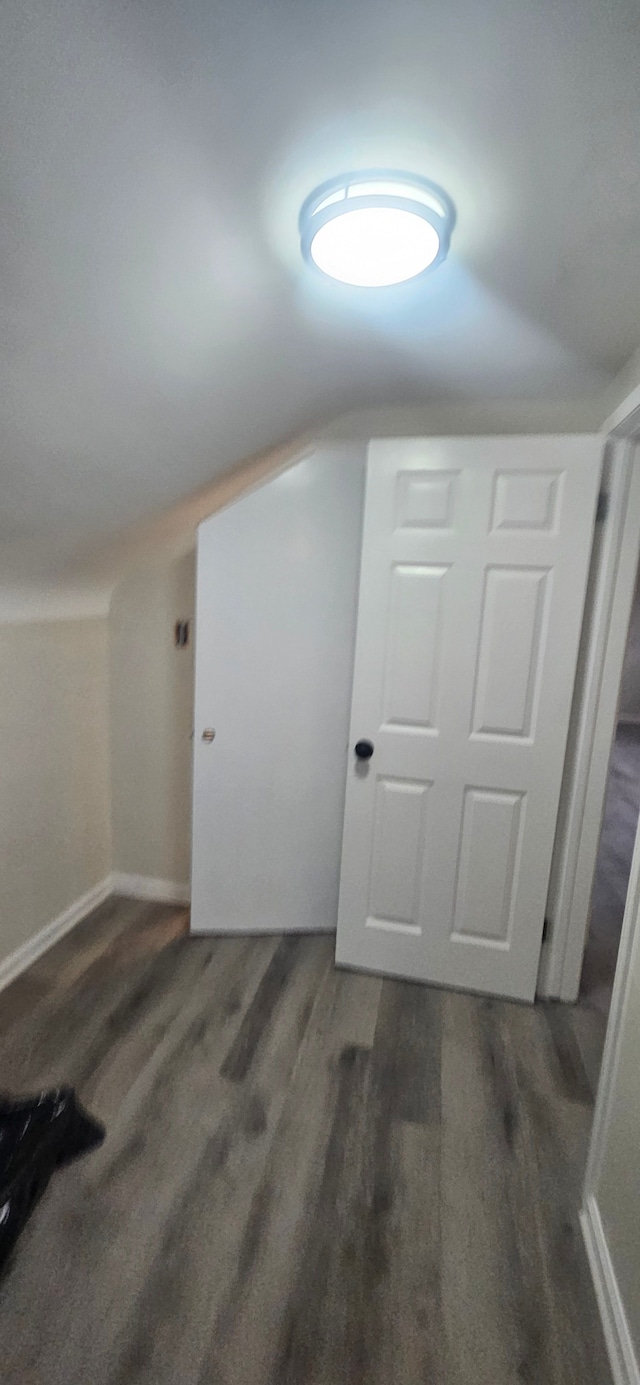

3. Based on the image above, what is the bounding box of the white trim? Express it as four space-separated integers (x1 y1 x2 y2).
603 385 640 440
0 875 112 994
581 1196 640 1385
110 872 190 905
0 871 191 997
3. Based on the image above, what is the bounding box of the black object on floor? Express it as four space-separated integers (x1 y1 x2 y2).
0 1088 105 1275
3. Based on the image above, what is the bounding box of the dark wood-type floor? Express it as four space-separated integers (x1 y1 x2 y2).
0 896 611 1384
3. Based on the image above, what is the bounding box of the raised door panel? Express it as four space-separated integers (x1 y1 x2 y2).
451 788 525 945
395 470 459 530
471 566 551 740
491 470 564 532
382 564 449 731
367 777 431 933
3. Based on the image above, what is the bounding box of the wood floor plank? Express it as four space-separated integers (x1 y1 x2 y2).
370 977 441 1125
0 912 208 1096
103 934 335 1385
478 998 582 1384
0 933 280 1385
215 976 443 1385
364 981 444 1385
220 935 306 1082
380 1119 445 1383
196 967 383 1385
543 1002 594 1106
566 1002 608 1101
440 990 555 1385
80 933 249 1127
0 895 143 1040
273 1041 375 1385
28 895 154 992
0 900 613 1385
497 1001 612 1385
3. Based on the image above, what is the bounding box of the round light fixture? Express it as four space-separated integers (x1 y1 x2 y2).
299 170 455 287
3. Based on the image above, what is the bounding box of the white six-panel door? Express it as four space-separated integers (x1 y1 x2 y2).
335 437 602 1001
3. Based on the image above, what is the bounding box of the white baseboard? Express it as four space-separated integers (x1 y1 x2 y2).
0 872 190 997
581 1195 640 1385
110 872 190 906
0 875 112 995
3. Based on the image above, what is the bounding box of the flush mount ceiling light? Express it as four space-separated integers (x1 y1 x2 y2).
299 170 456 288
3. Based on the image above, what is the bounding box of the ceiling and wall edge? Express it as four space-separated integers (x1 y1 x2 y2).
0 431 315 624
603 345 640 435
3 372 639 626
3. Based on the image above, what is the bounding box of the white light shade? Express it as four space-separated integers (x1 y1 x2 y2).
309 206 441 287
299 171 455 288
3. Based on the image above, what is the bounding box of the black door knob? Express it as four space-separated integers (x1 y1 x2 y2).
354 739 374 760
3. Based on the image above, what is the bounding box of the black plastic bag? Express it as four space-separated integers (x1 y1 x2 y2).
0 1088 105 1274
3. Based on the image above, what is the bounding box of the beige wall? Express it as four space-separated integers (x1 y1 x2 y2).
0 560 194 973
0 619 111 968
108 551 195 885
106 442 314 889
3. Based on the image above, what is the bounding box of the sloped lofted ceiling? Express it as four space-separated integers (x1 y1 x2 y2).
1 0 640 597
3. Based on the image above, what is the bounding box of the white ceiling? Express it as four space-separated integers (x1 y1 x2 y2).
1 0 640 585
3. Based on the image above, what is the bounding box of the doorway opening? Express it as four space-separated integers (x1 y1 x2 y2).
578 559 640 1079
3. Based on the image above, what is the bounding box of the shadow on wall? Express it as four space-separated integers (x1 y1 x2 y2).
618 568 640 725
0 619 111 968
109 550 196 888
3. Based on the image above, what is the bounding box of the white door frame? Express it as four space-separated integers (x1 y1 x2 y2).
539 394 640 1001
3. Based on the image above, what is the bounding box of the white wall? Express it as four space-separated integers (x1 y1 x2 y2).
105 415 611 894
0 396 634 970
603 345 640 433
106 442 367 903
0 620 111 970
191 445 366 932
321 398 605 439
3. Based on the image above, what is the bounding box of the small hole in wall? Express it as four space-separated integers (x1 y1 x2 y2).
174 620 190 648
